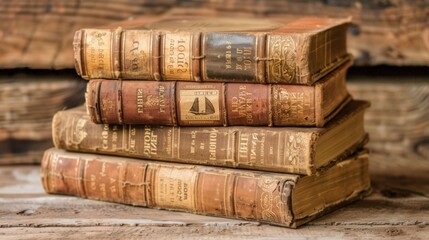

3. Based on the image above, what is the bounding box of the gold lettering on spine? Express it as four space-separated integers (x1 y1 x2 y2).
276 89 310 123
158 85 166 113
238 133 249 159
235 47 252 71
208 129 218 161
122 31 151 79
231 85 254 124
155 167 196 210
111 125 118 149
143 126 158 156
267 35 296 83
101 124 109 150
225 40 232 69
238 132 266 164
163 33 192 80
129 127 136 153
166 129 172 155
137 88 144 113
84 29 113 78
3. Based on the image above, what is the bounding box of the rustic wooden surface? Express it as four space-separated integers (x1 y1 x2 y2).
0 150 428 239
348 67 429 158
0 0 174 69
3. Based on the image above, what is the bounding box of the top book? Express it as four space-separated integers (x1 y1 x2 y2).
74 16 350 85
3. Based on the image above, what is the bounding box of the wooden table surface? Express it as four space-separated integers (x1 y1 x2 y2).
0 151 428 240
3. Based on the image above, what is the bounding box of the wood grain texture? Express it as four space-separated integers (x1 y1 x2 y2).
348 70 429 158
0 149 428 239
0 71 85 164
0 0 174 69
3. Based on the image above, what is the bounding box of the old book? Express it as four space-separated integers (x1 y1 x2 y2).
74 16 350 85
41 148 371 228
167 4 429 66
52 100 369 175
86 60 351 127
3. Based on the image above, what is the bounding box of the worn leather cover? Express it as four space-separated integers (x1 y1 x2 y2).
86 59 352 127
52 100 369 175
41 148 370 228
74 16 350 85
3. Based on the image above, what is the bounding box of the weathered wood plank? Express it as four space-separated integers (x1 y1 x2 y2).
0 71 85 141
0 71 85 164
0 0 174 69
348 70 429 158
1 225 428 240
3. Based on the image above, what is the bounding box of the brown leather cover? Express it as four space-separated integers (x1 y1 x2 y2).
74 16 350 85
41 148 370 228
86 59 352 126
52 100 369 175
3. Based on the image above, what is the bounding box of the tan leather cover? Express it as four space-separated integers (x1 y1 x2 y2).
85 59 352 127
41 148 370 228
74 17 350 85
52 100 369 175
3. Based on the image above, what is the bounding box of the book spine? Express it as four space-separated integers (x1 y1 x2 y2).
86 80 318 126
52 110 314 174
41 148 294 227
74 29 323 84
74 29 161 80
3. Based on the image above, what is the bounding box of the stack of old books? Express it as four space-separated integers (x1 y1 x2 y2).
41 16 371 228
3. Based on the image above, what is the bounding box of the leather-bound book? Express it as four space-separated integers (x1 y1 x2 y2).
74 16 350 85
86 59 352 127
52 100 369 175
41 148 371 228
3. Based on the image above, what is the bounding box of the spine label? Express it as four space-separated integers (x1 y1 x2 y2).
203 33 258 82
226 83 269 125
177 82 223 126
121 81 175 125
154 166 197 209
162 32 193 80
122 30 152 79
84 29 114 78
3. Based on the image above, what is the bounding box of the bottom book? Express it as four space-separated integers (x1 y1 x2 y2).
41 148 371 228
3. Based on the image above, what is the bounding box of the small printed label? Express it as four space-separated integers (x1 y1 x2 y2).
122 31 152 79
84 29 113 78
204 33 257 82
179 89 221 121
163 32 192 80
155 167 196 210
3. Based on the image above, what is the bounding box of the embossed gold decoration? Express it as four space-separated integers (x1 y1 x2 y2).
267 35 296 83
